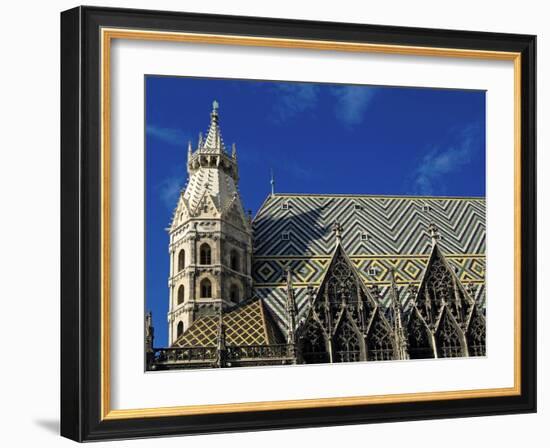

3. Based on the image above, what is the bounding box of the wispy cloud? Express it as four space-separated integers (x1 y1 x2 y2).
285 163 316 181
410 125 482 195
268 83 377 127
146 125 189 146
157 176 184 210
270 84 320 123
330 86 377 127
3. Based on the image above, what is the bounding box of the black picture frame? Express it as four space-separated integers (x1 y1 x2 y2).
61 5 536 442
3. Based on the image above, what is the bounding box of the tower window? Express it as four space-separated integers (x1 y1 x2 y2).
177 285 184 305
230 249 240 271
282 232 290 241
178 249 185 271
200 278 212 298
229 284 240 303
360 232 368 241
367 267 378 276
422 204 432 212
354 203 362 211
282 202 290 210
177 321 184 338
199 243 212 265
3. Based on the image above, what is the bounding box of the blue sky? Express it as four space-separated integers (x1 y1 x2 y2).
145 75 486 345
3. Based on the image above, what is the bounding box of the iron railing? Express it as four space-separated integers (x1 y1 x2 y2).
226 344 290 360
151 343 292 367
152 346 217 363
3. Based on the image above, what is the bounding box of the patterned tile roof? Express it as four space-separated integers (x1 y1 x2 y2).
251 193 486 327
173 299 283 347
176 102 239 217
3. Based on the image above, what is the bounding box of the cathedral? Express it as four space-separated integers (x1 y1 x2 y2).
146 101 486 370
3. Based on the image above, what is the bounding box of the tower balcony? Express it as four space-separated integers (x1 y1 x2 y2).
187 151 238 181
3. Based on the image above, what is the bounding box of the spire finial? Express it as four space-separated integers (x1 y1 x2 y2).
389 268 409 360
286 266 294 287
428 222 440 245
270 169 275 196
187 140 192 158
145 311 155 368
202 100 224 152
231 143 237 159
285 267 297 350
306 285 315 307
215 307 227 367
332 222 344 243
466 282 476 299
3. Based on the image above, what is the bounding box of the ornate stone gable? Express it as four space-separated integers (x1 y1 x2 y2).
414 238 474 329
222 196 250 231
406 236 486 359
296 238 396 363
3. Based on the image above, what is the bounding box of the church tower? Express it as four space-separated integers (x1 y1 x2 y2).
166 101 253 346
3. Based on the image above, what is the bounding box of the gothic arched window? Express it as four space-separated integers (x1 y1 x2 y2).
436 310 465 358
300 319 329 364
229 284 240 302
230 249 240 271
177 321 184 337
367 315 394 361
326 258 358 305
200 278 212 298
467 307 486 357
334 316 362 362
177 285 184 305
177 249 185 271
407 309 435 359
200 243 212 265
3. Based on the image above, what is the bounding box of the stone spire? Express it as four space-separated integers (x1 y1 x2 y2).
200 100 226 153
145 311 155 368
215 308 227 368
389 269 409 360
182 101 241 214
166 102 253 345
285 268 297 344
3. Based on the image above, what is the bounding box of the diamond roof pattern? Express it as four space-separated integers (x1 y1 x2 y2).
173 299 282 347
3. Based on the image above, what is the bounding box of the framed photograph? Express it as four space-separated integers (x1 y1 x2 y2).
60 6 536 441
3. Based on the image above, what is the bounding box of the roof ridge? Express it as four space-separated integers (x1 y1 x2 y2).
269 193 486 200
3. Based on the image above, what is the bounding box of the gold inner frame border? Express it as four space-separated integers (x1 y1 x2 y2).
99 27 522 420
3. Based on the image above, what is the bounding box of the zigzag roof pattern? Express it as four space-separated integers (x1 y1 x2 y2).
252 194 485 256
250 193 486 330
